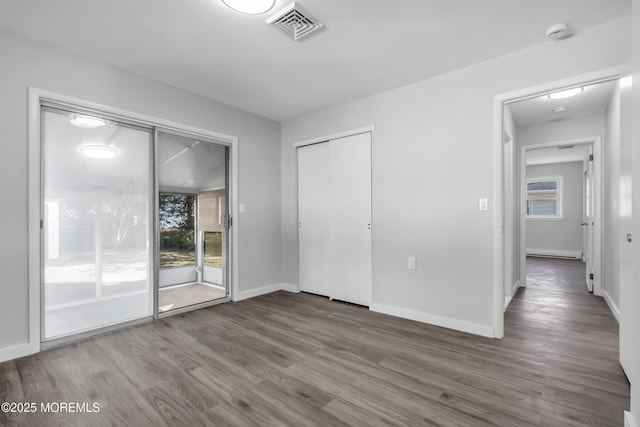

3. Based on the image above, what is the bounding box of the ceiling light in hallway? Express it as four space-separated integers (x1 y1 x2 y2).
222 0 275 15
548 87 583 99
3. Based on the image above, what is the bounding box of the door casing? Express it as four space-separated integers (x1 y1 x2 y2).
492 66 628 338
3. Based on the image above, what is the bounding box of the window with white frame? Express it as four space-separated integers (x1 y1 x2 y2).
526 175 563 218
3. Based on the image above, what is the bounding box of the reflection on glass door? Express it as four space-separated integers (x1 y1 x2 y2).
42 108 153 340
157 132 229 313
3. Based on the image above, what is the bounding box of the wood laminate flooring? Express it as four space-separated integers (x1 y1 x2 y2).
0 257 629 426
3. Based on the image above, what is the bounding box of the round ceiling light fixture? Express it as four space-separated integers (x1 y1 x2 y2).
80 144 117 159
221 0 275 14
70 115 107 128
548 87 583 100
546 23 572 40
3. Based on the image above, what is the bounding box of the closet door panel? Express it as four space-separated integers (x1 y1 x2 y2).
297 142 331 296
329 133 372 305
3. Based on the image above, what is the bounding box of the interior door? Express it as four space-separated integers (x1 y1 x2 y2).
329 133 372 306
297 133 372 306
298 142 331 296
584 146 594 292
618 74 636 384
503 135 514 301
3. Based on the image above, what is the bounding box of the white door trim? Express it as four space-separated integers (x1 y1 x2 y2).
293 125 375 148
492 65 629 339
27 87 239 360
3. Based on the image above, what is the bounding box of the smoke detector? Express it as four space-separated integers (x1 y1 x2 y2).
266 2 324 41
546 23 572 40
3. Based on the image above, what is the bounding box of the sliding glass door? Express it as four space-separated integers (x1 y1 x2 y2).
41 105 231 339
42 107 153 340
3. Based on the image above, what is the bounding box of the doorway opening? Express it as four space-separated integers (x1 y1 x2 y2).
518 138 600 298
156 131 230 315
496 73 625 338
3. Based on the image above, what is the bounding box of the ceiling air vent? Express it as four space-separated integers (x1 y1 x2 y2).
266 2 324 41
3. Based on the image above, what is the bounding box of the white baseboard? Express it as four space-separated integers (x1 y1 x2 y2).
0 342 37 364
603 290 620 323
626 411 637 427
526 248 582 259
504 280 521 312
233 283 298 302
504 294 513 312
280 283 299 293
370 303 494 338
513 279 521 293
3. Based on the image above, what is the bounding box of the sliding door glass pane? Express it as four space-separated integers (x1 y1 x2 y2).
43 108 152 339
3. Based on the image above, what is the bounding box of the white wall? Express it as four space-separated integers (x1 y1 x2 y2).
525 162 584 256
280 18 631 336
0 29 281 355
517 113 605 147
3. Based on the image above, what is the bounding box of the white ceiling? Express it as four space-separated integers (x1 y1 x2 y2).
0 0 631 121
509 80 618 126
526 145 589 166
511 78 619 166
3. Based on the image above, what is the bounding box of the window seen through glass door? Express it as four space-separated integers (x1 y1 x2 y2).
159 194 196 269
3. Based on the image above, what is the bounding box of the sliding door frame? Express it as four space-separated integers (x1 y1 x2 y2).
155 129 232 319
28 88 239 355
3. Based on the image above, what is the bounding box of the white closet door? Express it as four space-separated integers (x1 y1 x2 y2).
298 142 331 296
329 133 372 306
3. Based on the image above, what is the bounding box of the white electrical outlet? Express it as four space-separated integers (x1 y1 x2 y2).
479 198 488 211
408 256 416 270
239 203 246 213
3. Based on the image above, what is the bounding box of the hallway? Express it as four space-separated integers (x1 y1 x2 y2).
505 257 629 424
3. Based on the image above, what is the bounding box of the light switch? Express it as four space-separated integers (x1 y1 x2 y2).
239 203 246 213
479 199 488 211
408 256 416 270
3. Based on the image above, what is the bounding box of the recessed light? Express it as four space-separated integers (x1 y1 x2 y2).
80 145 117 159
70 115 107 128
222 0 275 15
552 106 568 113
548 87 583 99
